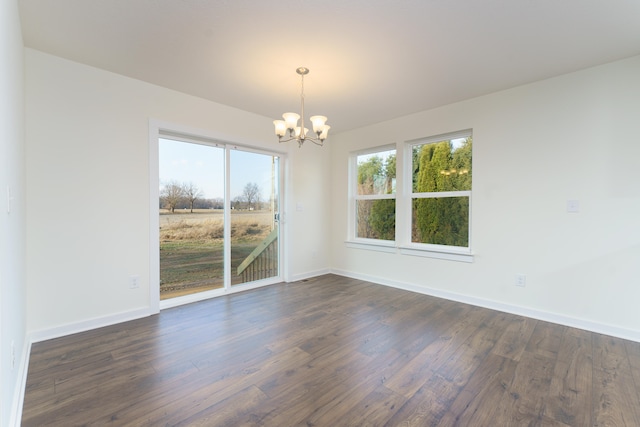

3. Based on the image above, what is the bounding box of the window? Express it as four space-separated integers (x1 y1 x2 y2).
352 147 396 242
409 130 472 251
348 130 472 260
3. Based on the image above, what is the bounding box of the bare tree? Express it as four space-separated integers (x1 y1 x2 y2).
160 180 184 213
232 196 244 210
242 182 260 211
182 182 203 213
211 197 224 209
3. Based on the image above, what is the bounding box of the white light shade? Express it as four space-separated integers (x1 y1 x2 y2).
283 112 300 130
273 120 287 137
319 125 330 140
294 127 309 138
310 115 327 134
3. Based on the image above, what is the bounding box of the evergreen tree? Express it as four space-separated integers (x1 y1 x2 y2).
369 199 395 240
414 138 472 246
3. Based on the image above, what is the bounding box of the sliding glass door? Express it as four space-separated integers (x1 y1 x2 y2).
158 136 281 302
230 150 280 286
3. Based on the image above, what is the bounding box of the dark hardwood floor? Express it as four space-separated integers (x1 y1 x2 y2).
22 274 640 426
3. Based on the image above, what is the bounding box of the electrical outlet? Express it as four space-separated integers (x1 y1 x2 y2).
129 275 140 289
515 274 526 287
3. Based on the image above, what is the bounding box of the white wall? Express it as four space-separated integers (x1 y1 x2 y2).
0 1 26 425
330 56 640 341
286 143 332 279
23 35 639 361
25 49 331 337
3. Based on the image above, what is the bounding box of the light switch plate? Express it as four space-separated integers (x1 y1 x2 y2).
567 199 579 213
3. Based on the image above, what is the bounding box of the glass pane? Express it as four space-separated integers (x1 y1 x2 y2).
412 137 472 192
356 199 395 240
159 138 225 300
357 149 396 195
412 197 469 247
230 150 279 286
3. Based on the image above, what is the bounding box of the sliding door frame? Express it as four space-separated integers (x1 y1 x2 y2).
149 119 288 313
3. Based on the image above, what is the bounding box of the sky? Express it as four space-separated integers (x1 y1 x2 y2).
159 138 278 201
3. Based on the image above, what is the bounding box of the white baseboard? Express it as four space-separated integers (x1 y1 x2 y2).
330 268 640 343
288 268 331 283
29 307 152 344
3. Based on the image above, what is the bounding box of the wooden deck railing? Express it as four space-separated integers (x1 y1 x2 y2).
236 228 278 282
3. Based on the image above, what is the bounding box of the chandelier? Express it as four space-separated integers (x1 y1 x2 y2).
273 67 330 147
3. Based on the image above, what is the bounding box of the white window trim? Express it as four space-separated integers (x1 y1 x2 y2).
346 130 474 263
345 239 397 253
348 144 397 242
405 129 472 257
412 190 471 199
357 194 396 200
398 240 473 262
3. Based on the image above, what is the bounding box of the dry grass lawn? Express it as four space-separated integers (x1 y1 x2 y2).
159 209 275 299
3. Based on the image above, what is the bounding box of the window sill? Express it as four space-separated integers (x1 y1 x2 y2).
345 240 397 253
345 240 474 263
399 246 474 263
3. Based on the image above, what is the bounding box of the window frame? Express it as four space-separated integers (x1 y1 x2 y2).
347 144 397 247
149 119 288 313
346 130 473 263
400 129 473 259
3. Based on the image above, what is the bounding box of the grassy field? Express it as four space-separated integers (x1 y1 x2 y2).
159 209 274 299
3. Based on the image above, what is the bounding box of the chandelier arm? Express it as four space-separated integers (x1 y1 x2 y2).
309 138 324 147
277 135 298 143
277 134 324 147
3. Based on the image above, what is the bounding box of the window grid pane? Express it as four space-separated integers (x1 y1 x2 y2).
411 196 469 247
356 199 396 241
357 150 396 196
409 134 472 249
412 138 472 193
354 148 397 242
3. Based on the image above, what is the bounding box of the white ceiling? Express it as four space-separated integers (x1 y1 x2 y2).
18 0 640 134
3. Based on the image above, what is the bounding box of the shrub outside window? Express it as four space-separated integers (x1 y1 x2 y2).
410 131 472 249
354 148 396 241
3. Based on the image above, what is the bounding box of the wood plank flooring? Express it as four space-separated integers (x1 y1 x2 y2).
22 274 640 426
